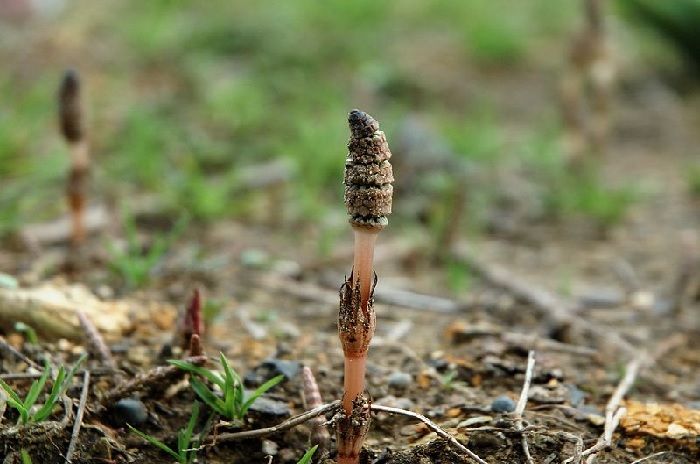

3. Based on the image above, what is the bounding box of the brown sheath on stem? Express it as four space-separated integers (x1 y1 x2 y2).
335 392 371 464
338 274 376 414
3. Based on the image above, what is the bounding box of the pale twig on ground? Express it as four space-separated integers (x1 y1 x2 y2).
65 370 90 463
98 355 206 409
371 404 487 464
0 368 112 381
629 451 676 464
579 356 642 463
514 351 536 464
0 335 40 369
77 311 116 370
560 431 584 464
211 401 340 444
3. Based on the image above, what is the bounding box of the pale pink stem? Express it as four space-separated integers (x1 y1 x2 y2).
69 139 89 170
68 140 89 244
342 355 367 415
352 229 378 309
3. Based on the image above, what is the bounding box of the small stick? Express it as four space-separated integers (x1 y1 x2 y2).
212 401 341 444
77 311 116 370
65 370 90 463
98 356 206 408
579 356 642 462
560 431 584 464
371 404 487 464
629 451 674 464
0 335 40 369
514 351 536 464
0 368 113 381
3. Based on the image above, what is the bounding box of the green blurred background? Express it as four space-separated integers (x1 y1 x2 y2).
0 0 698 240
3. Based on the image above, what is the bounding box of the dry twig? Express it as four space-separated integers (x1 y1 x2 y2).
514 351 536 464
566 356 642 463
371 404 487 464
212 401 341 444
0 335 39 369
629 451 675 464
65 370 90 463
77 311 116 370
559 431 584 464
98 356 206 409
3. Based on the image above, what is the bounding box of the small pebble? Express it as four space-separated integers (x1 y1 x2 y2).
387 371 412 388
247 396 290 417
262 439 278 456
566 384 586 407
111 398 148 427
266 359 300 379
490 395 516 413
374 395 414 410
244 359 300 387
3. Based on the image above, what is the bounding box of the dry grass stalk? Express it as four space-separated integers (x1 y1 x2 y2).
514 351 536 464
337 109 393 463
560 0 615 165
76 310 116 370
58 69 90 245
98 355 206 408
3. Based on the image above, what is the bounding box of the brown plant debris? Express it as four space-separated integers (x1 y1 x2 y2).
338 274 376 359
335 392 372 464
620 401 700 442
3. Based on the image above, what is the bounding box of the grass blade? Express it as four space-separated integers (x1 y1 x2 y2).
296 445 318 464
20 449 32 464
0 379 29 423
219 354 238 417
128 424 181 461
241 375 284 415
177 402 200 461
30 353 83 423
22 361 50 411
31 366 66 422
190 377 225 415
0 378 25 408
168 360 224 388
